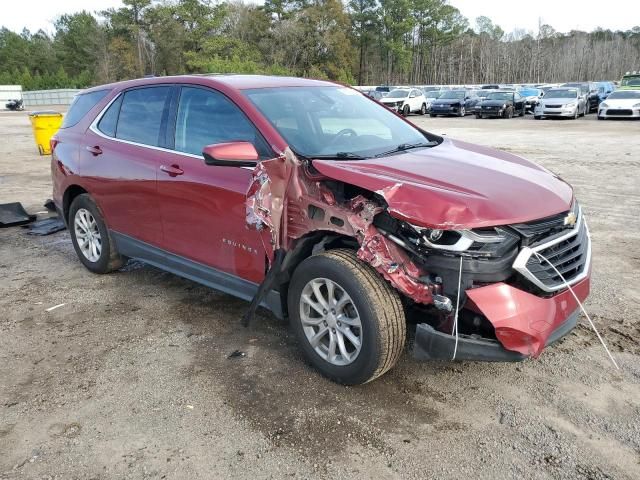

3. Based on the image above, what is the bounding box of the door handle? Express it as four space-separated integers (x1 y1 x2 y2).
86 145 102 156
160 164 184 177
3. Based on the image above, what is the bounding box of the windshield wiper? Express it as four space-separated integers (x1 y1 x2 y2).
374 141 438 158
312 152 367 160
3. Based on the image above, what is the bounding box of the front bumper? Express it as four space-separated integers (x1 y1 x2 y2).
478 107 504 117
413 272 590 362
430 105 460 115
598 107 640 119
535 106 578 117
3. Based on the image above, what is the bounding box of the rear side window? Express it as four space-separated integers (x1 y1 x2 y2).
97 95 123 137
174 86 270 158
116 87 171 147
61 89 109 128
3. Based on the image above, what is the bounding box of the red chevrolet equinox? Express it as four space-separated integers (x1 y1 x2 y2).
51 75 591 384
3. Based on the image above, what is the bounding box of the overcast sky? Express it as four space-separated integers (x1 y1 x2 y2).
2 0 639 35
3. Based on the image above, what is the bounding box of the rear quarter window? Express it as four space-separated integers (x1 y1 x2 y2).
61 89 110 128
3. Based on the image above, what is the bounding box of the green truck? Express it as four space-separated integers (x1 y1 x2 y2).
620 71 640 90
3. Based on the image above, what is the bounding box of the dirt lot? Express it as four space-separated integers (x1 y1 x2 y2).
1 109 639 480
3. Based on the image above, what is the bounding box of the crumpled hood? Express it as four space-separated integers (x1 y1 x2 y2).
312 138 573 229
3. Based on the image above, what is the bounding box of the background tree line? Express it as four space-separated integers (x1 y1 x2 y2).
1 0 639 90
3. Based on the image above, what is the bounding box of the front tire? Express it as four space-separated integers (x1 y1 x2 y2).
288 249 406 385
458 106 466 117
402 104 410 116
420 103 427 115
68 194 124 274
429 113 436 118
505 107 514 119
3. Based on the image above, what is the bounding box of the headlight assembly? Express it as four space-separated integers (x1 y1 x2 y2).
409 225 508 252
600 102 609 108
633 103 640 108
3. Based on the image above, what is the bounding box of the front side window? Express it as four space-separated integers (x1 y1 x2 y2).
244 86 432 158
174 86 270 158
61 89 109 128
116 86 171 147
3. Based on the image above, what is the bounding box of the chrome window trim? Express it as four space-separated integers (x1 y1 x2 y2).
512 206 591 293
88 90 255 169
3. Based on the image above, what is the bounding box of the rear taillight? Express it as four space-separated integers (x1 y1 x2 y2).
50 137 59 153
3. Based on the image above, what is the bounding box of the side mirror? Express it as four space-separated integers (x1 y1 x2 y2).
202 141 258 167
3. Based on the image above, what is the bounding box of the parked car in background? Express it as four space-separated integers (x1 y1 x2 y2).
380 88 427 115
597 90 640 119
50 74 592 385
422 90 441 111
595 81 615 102
476 90 526 118
518 87 544 113
363 90 385 101
534 87 586 119
429 90 478 117
561 82 599 112
620 71 640 90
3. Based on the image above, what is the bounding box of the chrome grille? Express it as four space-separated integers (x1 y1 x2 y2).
513 205 591 293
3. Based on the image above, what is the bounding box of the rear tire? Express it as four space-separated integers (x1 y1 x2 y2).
68 194 124 274
288 249 406 385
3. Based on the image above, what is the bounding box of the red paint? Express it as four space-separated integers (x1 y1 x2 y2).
313 137 573 229
466 271 591 357
203 141 259 162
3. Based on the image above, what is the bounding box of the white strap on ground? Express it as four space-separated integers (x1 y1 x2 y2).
533 251 619 370
451 256 463 361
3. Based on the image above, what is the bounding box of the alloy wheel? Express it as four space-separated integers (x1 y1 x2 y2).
299 278 362 366
74 208 102 262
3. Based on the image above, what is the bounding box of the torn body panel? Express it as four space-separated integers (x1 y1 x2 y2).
245 151 434 310
465 272 590 357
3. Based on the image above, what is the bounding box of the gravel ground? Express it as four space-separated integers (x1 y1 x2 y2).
1 109 639 480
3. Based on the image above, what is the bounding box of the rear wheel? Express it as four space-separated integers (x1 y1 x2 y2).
288 249 406 385
69 194 123 274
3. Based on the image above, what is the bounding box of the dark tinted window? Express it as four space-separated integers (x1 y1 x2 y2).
61 89 109 128
97 95 123 137
116 87 171 146
174 86 270 158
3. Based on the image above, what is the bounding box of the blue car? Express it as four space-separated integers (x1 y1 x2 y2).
596 81 615 103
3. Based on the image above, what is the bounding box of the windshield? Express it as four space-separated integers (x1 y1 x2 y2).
608 90 640 99
621 76 640 87
439 90 465 99
546 89 578 99
519 88 540 96
486 92 513 101
243 86 430 158
386 89 409 98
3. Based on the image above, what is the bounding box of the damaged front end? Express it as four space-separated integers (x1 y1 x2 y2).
244 149 591 363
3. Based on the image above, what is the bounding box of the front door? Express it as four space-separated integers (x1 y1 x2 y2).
157 85 273 284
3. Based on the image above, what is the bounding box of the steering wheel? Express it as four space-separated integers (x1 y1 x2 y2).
327 128 358 146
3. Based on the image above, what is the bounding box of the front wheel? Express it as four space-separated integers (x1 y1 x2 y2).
402 104 410 116
288 249 406 385
429 113 436 118
534 115 542 120
69 194 124 274
458 106 466 117
420 103 427 115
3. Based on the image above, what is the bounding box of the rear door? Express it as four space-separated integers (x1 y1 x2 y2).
83 85 173 245
156 85 272 283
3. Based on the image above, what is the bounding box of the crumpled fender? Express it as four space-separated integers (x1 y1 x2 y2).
245 152 433 304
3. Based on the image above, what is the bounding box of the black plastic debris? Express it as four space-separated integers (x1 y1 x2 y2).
44 199 56 212
25 217 66 236
0 202 36 228
228 350 246 359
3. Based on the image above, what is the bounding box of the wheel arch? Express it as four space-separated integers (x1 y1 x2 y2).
278 231 359 319
63 184 89 224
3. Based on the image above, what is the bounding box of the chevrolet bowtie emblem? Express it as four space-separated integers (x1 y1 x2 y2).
564 212 577 227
